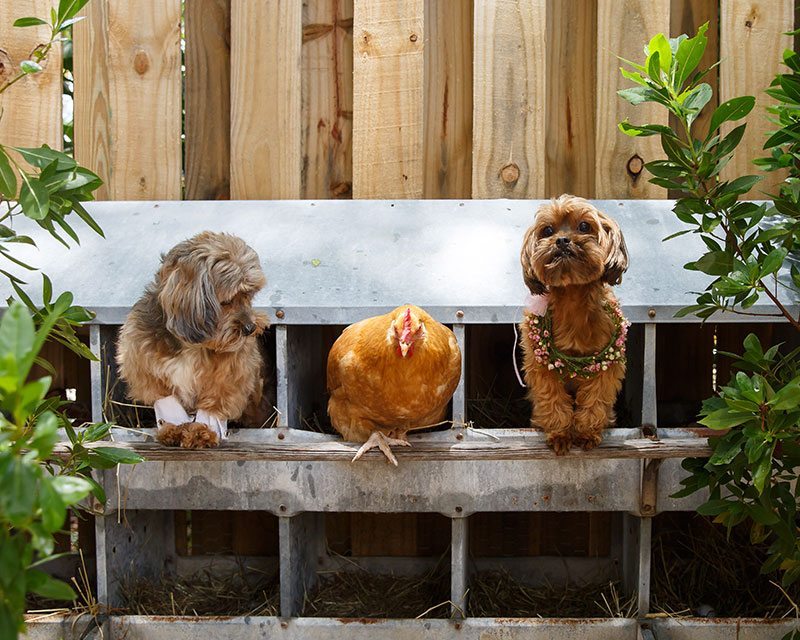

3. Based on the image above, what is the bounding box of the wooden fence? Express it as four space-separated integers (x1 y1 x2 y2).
0 0 797 567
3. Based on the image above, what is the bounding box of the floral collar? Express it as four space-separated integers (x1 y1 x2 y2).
523 295 630 380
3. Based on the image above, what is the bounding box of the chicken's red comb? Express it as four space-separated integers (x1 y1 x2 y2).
400 307 414 342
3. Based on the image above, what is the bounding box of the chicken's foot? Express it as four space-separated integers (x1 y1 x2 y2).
351 430 411 466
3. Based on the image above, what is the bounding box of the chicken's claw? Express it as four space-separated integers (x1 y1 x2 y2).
351 431 411 466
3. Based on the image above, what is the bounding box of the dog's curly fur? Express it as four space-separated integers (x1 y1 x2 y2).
519 195 629 455
117 231 274 448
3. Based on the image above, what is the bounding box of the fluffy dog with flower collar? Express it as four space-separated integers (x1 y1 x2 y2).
519 195 630 454
117 232 273 448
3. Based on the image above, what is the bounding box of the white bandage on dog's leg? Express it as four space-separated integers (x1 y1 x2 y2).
154 396 192 426
195 410 228 440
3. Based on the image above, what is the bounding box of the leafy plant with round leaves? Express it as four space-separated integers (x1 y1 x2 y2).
618 24 800 606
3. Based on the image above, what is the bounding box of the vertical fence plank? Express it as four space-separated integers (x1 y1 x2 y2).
545 0 597 197
670 0 720 139
595 0 669 198
301 0 353 199
424 0 473 198
720 0 793 196
231 0 301 199
0 0 62 150
73 0 110 199
472 0 545 198
352 0 424 198
185 0 231 200
74 0 182 199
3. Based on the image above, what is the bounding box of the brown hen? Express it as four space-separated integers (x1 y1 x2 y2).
327 305 462 465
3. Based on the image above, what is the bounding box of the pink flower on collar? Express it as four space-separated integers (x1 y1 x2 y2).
525 293 549 316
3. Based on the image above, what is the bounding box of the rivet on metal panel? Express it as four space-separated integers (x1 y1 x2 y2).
279 504 287 513
648 308 656 318
455 506 462 514
456 309 464 318
455 432 463 440
276 309 285 319
278 432 285 440
280 621 288 629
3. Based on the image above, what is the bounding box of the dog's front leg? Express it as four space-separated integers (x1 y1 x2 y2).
154 396 193 447
195 410 228 441
572 366 624 450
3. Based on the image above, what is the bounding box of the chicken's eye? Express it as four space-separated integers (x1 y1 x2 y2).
578 221 591 233
541 226 554 238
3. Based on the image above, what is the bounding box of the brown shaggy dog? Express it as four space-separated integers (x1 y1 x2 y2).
519 195 629 455
117 232 274 448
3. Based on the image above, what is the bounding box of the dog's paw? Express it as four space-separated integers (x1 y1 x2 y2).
179 422 220 449
572 432 602 451
546 433 572 456
156 422 184 447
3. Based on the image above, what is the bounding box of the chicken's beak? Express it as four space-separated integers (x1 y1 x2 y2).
399 341 411 357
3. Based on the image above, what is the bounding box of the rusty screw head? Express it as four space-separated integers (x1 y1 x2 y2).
276 309 285 319
455 506 463 514
280 621 288 629
277 432 285 440
456 432 463 441
456 309 464 319
648 307 656 319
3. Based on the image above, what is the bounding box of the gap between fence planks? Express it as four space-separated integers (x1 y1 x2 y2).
53 437 712 462
0 0 62 152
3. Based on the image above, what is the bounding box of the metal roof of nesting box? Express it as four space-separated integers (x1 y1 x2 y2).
1 199 796 325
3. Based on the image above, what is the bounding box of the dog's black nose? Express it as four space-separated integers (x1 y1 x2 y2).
556 236 571 247
242 322 256 336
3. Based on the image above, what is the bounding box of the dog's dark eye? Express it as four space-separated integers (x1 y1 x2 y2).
541 226 554 238
578 221 591 233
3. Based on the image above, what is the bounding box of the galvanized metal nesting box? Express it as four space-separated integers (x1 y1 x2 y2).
9 199 798 639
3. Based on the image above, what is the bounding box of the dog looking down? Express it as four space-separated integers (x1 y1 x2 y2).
117 231 273 448
519 195 630 455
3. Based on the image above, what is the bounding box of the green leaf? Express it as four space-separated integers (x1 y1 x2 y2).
58 0 91 21
0 148 17 198
769 380 800 411
709 437 742 465
0 302 35 373
38 478 67 532
90 446 144 466
699 408 753 430
715 124 747 159
20 60 42 74
647 33 672 73
760 247 788 277
674 22 708 89
708 96 756 134
694 250 733 276
14 146 77 171
752 454 773 494
618 120 675 138
30 412 59 458
19 178 50 220
779 73 800 103
71 201 104 237
51 475 93 505
683 83 712 124
26 570 76 602
724 174 762 196
13 17 48 27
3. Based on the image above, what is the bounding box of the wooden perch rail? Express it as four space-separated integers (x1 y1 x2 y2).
51 437 712 462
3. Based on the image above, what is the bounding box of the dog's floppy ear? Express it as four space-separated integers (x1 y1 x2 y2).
158 253 219 343
598 210 629 285
520 225 547 295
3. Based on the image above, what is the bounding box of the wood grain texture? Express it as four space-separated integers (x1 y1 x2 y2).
545 0 596 198
230 0 301 199
185 0 231 200
352 0 424 198
670 0 720 140
53 437 713 462
301 0 353 199
74 0 182 199
595 0 669 198
424 0 473 198
73 0 110 199
472 0 545 198
720 0 794 196
0 0 62 151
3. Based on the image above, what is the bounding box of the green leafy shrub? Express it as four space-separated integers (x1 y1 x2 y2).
617 23 800 605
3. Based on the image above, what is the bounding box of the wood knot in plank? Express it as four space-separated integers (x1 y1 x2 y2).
133 49 150 75
409 33 418 42
330 181 351 198
626 154 644 178
500 163 520 186
0 49 12 82
303 23 334 44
